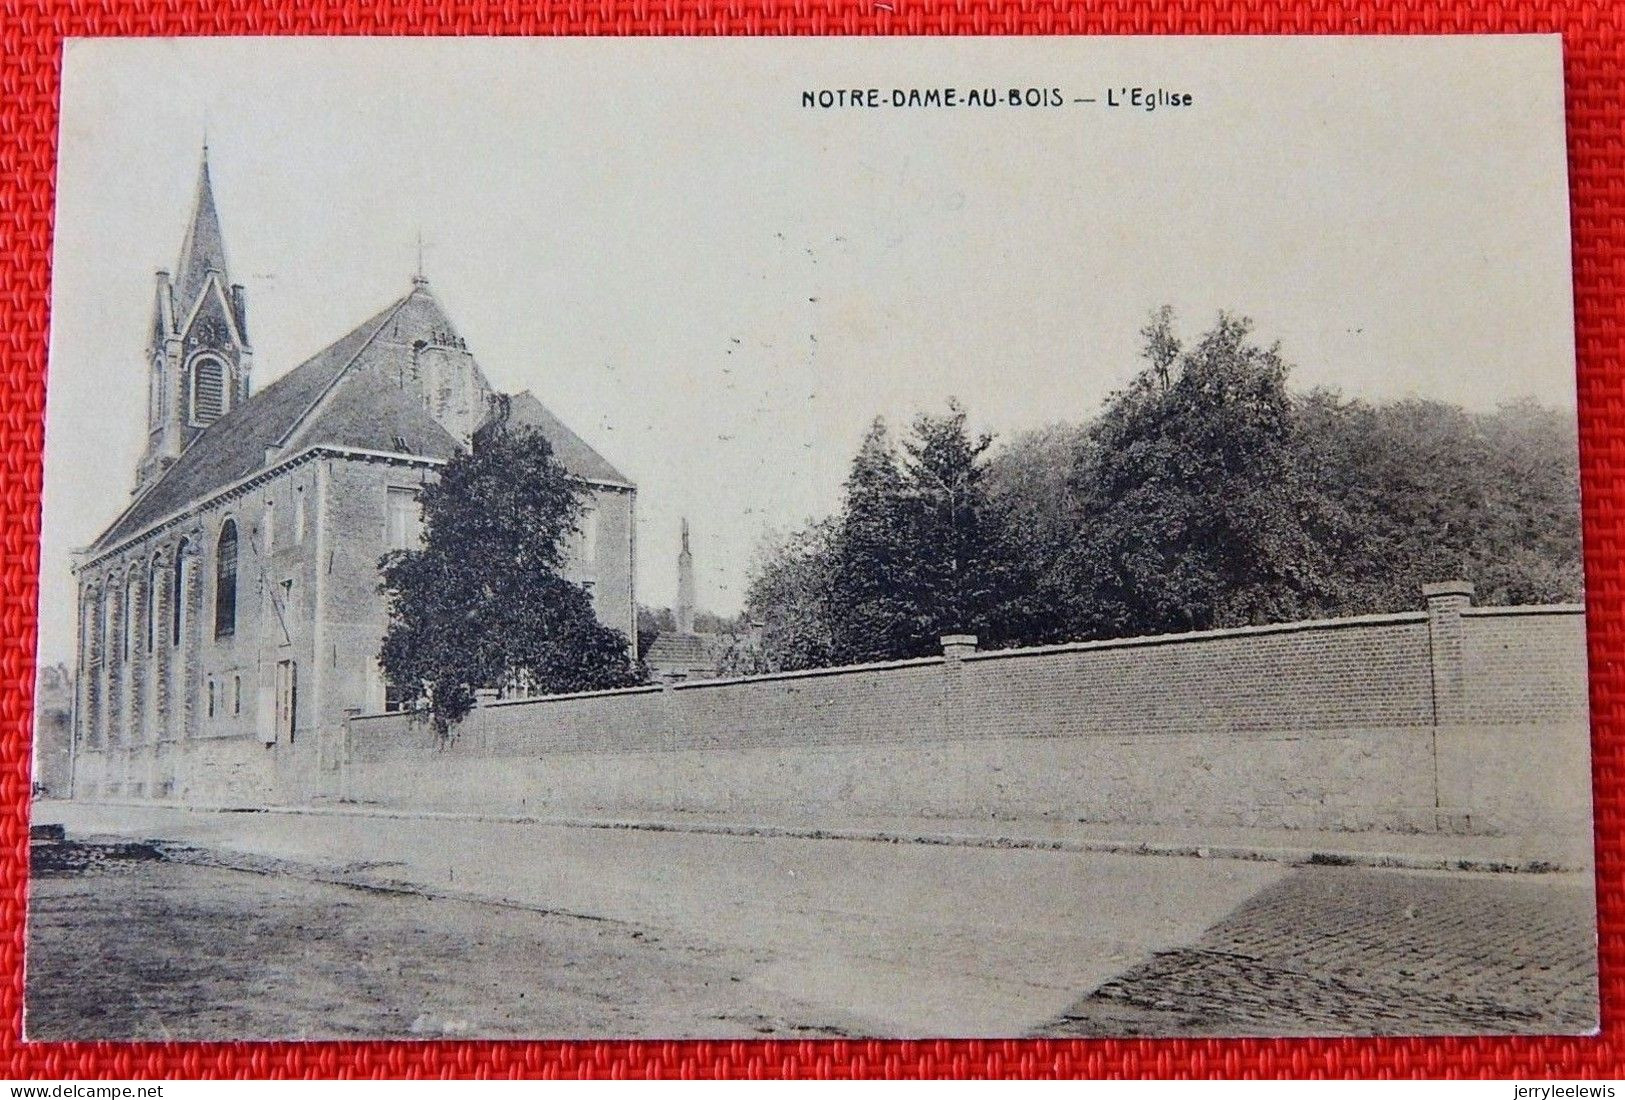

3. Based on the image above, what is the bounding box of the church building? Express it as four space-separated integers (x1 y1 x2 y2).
68 150 636 804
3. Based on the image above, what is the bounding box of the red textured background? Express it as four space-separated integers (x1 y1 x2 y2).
0 2 1620 1081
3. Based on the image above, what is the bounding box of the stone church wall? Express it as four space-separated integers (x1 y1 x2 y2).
341 589 1591 845
68 448 641 807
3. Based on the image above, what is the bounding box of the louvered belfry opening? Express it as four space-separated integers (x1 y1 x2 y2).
191 356 227 425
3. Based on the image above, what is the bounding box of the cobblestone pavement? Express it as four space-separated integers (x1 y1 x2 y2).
1040 865 1598 1037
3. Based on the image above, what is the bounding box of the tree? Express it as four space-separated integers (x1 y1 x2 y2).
1141 304 1181 393
741 404 1042 669
828 418 919 663
378 424 641 733
1062 310 1338 636
1472 398 1583 602
1293 391 1582 610
636 604 675 661
896 400 1038 649
735 308 1585 669
638 604 743 641
984 421 1094 644
728 519 840 674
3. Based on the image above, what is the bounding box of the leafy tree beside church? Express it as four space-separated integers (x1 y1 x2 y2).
378 423 641 732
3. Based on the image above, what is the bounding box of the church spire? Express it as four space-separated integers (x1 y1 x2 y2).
134 146 252 496
173 145 230 309
676 518 696 635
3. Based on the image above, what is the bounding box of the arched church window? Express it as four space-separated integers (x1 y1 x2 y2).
172 539 189 647
190 355 228 426
101 587 115 665
214 520 238 639
146 555 160 654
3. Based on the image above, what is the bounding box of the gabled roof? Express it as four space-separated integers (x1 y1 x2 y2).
173 152 230 310
90 281 636 559
278 281 484 459
644 631 723 671
499 391 633 488
91 296 411 555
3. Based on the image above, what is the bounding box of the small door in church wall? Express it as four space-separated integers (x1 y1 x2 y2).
274 659 298 745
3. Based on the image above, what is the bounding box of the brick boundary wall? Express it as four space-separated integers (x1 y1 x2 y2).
337 584 1591 842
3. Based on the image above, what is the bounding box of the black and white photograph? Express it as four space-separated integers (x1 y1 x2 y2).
27 35 1596 1040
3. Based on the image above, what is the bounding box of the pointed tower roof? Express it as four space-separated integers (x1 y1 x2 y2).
675 517 696 635
173 147 230 309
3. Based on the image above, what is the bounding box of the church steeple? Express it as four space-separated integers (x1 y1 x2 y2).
134 145 253 496
676 518 696 635
173 147 230 309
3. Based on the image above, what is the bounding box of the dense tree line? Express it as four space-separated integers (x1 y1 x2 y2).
725 309 1583 674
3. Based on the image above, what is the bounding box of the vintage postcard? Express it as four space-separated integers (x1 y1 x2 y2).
28 35 1593 1039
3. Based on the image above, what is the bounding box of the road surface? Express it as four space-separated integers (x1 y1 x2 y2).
25 803 1597 1039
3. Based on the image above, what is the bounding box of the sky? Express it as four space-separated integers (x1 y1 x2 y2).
40 35 1576 667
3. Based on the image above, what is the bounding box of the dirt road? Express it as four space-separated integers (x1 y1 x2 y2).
27 841 860 1040
24 803 1598 1039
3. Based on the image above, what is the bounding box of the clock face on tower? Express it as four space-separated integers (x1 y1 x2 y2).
187 316 230 348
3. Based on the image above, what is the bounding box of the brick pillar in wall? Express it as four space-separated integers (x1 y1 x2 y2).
1424 580 1474 726
1424 580 1474 831
941 634 978 814
940 633 977 730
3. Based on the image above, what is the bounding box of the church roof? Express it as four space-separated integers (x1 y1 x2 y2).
90 280 632 558
499 391 633 488
643 631 723 672
173 152 230 310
